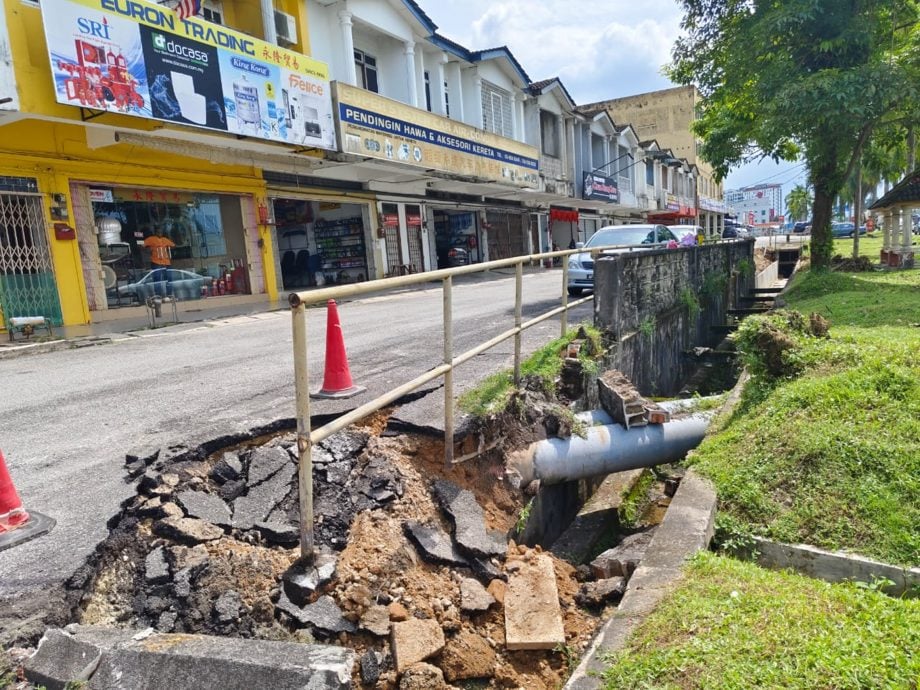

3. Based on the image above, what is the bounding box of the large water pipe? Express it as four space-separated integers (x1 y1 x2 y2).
511 410 715 487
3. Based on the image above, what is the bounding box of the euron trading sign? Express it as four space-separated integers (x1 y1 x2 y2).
39 0 336 150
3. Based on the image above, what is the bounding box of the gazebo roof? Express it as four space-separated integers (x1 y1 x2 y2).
870 167 920 210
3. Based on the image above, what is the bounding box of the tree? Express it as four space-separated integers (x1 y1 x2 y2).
786 184 813 222
669 0 920 269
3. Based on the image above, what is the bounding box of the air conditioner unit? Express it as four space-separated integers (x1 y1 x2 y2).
274 10 298 46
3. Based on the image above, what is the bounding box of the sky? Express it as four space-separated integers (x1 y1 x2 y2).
427 0 807 205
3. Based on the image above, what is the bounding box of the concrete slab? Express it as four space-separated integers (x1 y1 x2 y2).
390 618 445 672
504 554 565 651
432 480 505 559
176 491 232 529
403 520 468 567
590 530 655 579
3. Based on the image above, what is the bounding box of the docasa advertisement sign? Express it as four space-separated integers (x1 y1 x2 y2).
39 0 337 150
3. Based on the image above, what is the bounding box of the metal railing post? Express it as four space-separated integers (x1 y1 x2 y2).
513 261 523 386
443 275 454 466
561 259 569 337
291 302 314 563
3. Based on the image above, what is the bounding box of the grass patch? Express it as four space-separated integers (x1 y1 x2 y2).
457 323 603 417
617 469 655 529
602 552 920 689
688 268 920 566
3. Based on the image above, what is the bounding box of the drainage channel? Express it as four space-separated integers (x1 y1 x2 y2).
14 356 739 689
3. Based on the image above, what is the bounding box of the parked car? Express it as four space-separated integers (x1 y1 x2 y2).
831 222 866 238
566 224 679 296
444 246 470 267
668 225 705 245
118 268 213 302
793 221 811 234
722 226 738 239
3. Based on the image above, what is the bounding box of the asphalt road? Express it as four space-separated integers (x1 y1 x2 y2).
0 269 590 636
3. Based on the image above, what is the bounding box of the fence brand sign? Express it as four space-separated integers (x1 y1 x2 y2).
40 0 336 150
334 82 540 189
582 172 619 203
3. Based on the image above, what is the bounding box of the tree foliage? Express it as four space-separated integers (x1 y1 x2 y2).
785 184 812 222
669 0 920 269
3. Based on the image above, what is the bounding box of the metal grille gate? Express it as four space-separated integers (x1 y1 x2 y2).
0 185 63 328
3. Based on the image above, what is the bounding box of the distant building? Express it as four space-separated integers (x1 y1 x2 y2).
725 184 784 225
579 85 727 235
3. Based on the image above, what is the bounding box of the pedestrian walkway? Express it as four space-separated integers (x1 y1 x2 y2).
0 265 558 359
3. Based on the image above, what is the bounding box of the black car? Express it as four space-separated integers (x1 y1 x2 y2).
793 221 811 233
722 226 738 239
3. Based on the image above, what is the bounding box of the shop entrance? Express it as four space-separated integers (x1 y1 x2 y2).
87 187 252 309
272 198 370 290
432 209 480 268
0 180 63 327
380 202 426 275
485 211 526 260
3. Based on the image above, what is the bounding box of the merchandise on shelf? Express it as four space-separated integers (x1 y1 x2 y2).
314 217 368 280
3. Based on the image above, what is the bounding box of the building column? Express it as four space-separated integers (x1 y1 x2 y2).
901 205 913 250
516 96 526 144
510 92 520 141
434 53 448 116
260 0 277 45
338 10 357 86
472 73 483 128
883 209 893 252
404 40 418 107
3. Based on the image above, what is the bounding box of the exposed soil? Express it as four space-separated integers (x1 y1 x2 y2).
72 406 609 689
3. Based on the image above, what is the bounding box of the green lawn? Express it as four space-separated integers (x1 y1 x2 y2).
689 267 920 566
602 552 920 690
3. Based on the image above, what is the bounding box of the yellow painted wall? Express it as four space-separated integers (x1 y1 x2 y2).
0 119 277 325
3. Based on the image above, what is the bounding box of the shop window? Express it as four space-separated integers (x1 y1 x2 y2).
424 71 432 112
355 49 379 94
646 160 655 186
202 1 223 25
540 110 559 158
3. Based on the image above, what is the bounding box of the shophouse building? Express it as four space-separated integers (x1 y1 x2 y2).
580 85 728 237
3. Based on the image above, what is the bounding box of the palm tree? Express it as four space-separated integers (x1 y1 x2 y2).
786 185 812 222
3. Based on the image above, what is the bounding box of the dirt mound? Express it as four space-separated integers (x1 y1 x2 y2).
74 417 606 688
831 254 875 272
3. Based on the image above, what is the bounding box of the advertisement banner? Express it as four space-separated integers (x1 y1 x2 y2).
582 172 619 203
39 0 336 150
335 83 540 189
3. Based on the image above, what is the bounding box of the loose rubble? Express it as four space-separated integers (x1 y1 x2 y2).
60 388 668 688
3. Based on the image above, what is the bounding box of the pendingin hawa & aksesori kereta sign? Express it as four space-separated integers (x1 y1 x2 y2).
39 0 337 150
582 172 619 203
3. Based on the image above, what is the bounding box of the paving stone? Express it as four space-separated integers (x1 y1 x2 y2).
590 530 655 579
575 577 626 608
276 593 356 636
504 554 565 650
432 480 505 559
440 629 497 682
281 555 338 607
153 517 223 544
144 546 170 586
213 591 242 623
390 618 445 672
246 446 291 487
319 429 369 460
23 628 104 688
359 605 391 637
176 491 232 529
210 453 242 484
360 650 380 685
403 521 468 567
460 577 495 613
232 462 296 530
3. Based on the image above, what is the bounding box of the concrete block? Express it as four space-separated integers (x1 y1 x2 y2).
590 530 655 579
504 554 565 650
24 628 104 690
390 618 445 672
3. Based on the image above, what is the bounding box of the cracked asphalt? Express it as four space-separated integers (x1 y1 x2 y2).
0 269 591 640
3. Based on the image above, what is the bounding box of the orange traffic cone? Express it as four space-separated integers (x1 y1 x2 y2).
312 299 366 399
0 449 29 534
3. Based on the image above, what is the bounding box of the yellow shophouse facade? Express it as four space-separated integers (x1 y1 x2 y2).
0 0 366 329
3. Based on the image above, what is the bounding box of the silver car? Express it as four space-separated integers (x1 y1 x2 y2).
566 224 678 296
118 269 214 302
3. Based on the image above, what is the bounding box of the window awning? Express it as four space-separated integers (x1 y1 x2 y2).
550 208 579 223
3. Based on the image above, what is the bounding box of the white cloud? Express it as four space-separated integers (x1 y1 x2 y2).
431 0 682 104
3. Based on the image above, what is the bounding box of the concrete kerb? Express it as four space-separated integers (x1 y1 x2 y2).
563 470 717 689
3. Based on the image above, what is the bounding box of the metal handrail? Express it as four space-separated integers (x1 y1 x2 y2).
287 241 704 560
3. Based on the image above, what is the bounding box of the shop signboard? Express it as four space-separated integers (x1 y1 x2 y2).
88 187 114 202
334 82 539 189
40 0 336 150
582 172 619 203
666 194 680 211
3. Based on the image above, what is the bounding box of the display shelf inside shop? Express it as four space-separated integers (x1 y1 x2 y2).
314 217 368 280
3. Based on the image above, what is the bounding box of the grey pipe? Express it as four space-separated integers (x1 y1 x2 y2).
574 396 723 427
513 412 713 486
